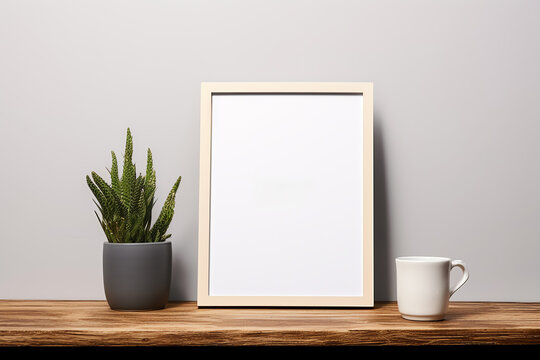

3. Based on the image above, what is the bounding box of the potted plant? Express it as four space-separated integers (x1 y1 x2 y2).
86 128 181 310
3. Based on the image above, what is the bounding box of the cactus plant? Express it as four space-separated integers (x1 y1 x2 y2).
87 128 181 243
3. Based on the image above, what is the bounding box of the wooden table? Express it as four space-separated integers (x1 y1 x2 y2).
0 301 538 346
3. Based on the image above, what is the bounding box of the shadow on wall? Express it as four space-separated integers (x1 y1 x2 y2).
170 239 192 301
374 116 392 301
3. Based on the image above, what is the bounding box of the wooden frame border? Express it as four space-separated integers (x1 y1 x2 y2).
197 82 373 307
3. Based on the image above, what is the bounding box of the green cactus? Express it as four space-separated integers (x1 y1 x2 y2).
87 128 182 243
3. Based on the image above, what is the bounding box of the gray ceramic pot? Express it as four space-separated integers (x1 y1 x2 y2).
103 242 171 311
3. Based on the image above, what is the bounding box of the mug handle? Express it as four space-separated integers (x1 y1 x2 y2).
449 260 470 298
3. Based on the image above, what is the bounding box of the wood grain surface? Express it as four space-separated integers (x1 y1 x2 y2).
0 301 538 346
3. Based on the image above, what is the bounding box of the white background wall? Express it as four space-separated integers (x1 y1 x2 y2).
1 0 539 301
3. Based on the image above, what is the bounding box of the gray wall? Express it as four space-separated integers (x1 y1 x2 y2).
1 0 539 302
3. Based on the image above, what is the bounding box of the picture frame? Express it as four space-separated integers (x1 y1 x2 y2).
197 82 373 307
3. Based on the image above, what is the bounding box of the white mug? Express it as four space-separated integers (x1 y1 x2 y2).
396 256 469 321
